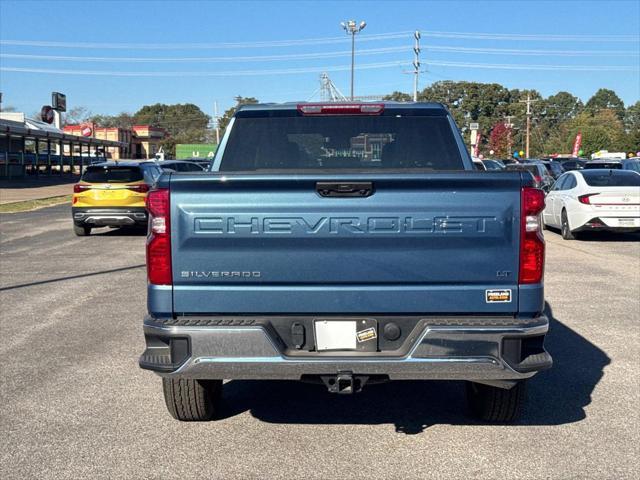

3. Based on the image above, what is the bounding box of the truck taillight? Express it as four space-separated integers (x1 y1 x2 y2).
146 188 172 285
519 187 545 284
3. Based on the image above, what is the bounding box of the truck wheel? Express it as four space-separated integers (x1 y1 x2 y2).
74 224 91 236
162 378 222 421
561 210 577 240
466 381 526 422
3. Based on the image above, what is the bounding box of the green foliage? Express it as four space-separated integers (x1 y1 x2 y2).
391 81 636 156
564 110 625 155
218 97 259 133
63 106 92 125
132 103 210 156
585 88 625 119
383 91 412 102
88 112 134 129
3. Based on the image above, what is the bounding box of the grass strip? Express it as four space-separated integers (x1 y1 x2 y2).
0 195 72 213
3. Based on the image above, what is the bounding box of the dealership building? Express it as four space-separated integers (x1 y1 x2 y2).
63 123 167 160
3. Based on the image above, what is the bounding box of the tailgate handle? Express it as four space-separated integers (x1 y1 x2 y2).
316 182 373 198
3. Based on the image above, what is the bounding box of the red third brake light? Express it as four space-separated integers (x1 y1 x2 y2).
146 188 172 285
519 187 545 284
297 103 384 115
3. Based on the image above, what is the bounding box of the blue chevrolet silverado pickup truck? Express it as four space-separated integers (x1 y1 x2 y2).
140 102 552 422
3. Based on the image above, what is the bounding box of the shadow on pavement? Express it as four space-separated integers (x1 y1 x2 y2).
0 264 145 292
217 302 610 434
545 227 640 242
92 226 147 237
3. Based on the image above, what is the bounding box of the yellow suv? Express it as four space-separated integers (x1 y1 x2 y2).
72 161 163 236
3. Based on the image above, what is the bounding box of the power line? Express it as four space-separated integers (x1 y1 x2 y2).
0 32 413 50
426 45 638 57
1 29 636 51
3 57 638 79
0 46 409 63
3 45 635 66
419 30 638 42
425 60 638 72
0 60 412 77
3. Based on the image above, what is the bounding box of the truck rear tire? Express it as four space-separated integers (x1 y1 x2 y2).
74 224 91 236
162 378 222 421
466 380 526 423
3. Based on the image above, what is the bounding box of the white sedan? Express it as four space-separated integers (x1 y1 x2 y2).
542 169 640 240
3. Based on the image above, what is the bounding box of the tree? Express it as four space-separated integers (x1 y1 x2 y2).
383 91 412 102
564 110 625 155
419 81 515 145
542 91 583 125
624 101 640 132
64 106 92 125
133 103 210 155
488 122 513 158
88 112 134 129
218 96 258 132
585 88 625 119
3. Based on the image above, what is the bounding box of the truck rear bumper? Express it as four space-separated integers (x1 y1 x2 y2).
140 315 551 382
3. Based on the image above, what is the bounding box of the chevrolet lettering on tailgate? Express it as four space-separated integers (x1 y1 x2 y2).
193 215 498 235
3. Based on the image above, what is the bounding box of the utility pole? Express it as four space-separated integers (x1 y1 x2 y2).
412 31 421 102
519 94 538 158
213 101 220 145
341 20 366 100
505 115 514 158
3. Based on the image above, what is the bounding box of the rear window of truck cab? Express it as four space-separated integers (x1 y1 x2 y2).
219 114 464 172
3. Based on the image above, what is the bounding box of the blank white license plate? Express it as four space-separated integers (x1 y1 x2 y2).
315 321 357 351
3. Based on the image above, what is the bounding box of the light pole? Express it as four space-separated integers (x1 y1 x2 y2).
341 20 366 100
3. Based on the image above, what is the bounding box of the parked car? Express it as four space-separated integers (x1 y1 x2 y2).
180 157 213 169
505 162 554 191
481 159 505 170
552 157 587 172
158 160 206 172
543 169 640 239
72 161 163 236
139 102 551 423
500 158 519 165
623 158 640 173
584 158 640 173
539 160 565 179
473 159 487 170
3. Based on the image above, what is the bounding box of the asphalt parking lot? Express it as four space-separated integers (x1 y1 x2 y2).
1 204 639 480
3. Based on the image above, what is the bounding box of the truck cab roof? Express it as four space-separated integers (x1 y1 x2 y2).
235 101 450 116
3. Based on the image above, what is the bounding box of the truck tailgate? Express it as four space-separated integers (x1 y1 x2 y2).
170 172 522 314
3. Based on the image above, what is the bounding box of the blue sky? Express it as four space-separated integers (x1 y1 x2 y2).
1 0 638 118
